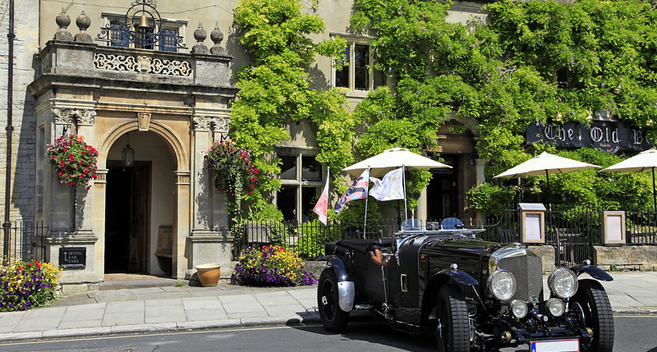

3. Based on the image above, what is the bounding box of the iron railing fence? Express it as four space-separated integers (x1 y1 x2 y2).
1 221 48 265
232 205 657 262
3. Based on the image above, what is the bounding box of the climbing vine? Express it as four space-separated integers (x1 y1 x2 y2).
351 0 657 211
231 0 353 219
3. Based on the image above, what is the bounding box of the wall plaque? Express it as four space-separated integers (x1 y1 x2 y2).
59 247 86 269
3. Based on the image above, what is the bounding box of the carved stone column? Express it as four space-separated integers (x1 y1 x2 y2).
475 158 490 225
47 107 100 291
191 115 212 233
74 109 96 234
49 108 76 233
174 170 191 279
210 116 230 229
186 116 233 279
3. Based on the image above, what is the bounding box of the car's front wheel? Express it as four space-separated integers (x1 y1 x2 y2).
436 284 470 352
317 268 349 333
570 279 614 352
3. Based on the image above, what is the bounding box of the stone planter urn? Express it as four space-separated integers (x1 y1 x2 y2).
195 263 222 287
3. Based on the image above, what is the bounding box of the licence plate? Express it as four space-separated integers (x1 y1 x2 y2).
530 339 579 352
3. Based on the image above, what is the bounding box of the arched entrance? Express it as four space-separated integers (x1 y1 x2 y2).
427 118 479 221
103 131 176 275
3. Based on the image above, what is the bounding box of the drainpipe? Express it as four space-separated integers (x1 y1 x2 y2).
3 0 15 265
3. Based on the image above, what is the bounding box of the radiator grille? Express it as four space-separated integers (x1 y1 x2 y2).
498 255 542 301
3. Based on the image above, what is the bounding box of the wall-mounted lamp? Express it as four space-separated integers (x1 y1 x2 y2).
122 133 135 167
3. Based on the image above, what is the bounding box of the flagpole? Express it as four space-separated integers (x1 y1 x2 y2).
324 167 330 242
363 167 370 239
402 165 407 221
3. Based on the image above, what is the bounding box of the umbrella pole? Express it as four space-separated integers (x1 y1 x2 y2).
652 166 657 213
546 169 561 266
363 167 370 239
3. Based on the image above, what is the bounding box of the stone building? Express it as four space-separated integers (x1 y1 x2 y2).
2 0 486 291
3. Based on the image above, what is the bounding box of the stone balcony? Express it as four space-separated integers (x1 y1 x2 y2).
29 40 237 99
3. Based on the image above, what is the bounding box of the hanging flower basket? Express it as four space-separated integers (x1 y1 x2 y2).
46 134 99 190
206 139 259 199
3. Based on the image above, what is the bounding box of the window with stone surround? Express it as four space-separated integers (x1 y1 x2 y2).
276 150 323 225
332 34 386 95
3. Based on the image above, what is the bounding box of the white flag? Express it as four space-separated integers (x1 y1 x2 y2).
369 168 405 201
313 169 330 224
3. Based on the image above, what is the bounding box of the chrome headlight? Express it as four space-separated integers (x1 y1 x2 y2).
511 300 528 319
488 269 517 301
546 298 565 317
548 268 579 299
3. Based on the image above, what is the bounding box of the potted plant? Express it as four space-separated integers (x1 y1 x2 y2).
205 139 259 211
46 134 99 190
194 263 222 287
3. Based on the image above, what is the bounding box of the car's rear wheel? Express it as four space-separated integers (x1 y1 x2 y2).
570 279 614 352
436 284 470 352
317 268 349 333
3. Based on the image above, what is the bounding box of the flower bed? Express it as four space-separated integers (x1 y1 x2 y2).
0 260 62 312
47 134 99 190
230 246 317 286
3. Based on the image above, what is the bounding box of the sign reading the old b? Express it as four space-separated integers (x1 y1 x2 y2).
59 247 86 269
526 121 652 153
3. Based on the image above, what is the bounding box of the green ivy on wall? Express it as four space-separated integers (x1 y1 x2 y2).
351 0 657 212
231 0 657 221
231 0 353 220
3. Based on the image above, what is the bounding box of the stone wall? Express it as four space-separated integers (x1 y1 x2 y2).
0 0 39 228
594 245 657 271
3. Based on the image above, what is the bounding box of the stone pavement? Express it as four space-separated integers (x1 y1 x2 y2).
0 271 655 342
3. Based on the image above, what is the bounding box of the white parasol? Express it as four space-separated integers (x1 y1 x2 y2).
342 147 452 233
494 152 600 207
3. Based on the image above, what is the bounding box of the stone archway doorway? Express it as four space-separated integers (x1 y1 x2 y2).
104 161 151 273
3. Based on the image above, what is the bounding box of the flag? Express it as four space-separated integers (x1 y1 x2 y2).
334 169 369 214
313 169 330 225
369 167 405 201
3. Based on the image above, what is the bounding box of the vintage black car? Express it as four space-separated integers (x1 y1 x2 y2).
317 220 614 352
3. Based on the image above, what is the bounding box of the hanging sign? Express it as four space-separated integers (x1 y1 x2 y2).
526 121 652 153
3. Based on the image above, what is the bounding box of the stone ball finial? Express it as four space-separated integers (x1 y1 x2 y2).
194 22 207 43
74 11 93 43
54 8 73 41
211 22 224 44
191 22 209 54
76 11 91 31
210 22 226 56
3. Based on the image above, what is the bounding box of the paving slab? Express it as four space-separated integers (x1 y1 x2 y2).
185 308 228 321
182 296 223 310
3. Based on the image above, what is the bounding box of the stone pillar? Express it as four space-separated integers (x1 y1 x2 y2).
74 109 96 234
49 108 76 233
191 116 212 232
474 158 489 225
475 159 488 186
210 117 230 229
47 107 101 292
173 170 191 279
92 169 108 281
186 115 233 279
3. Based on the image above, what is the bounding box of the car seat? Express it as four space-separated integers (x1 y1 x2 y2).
441 217 464 230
